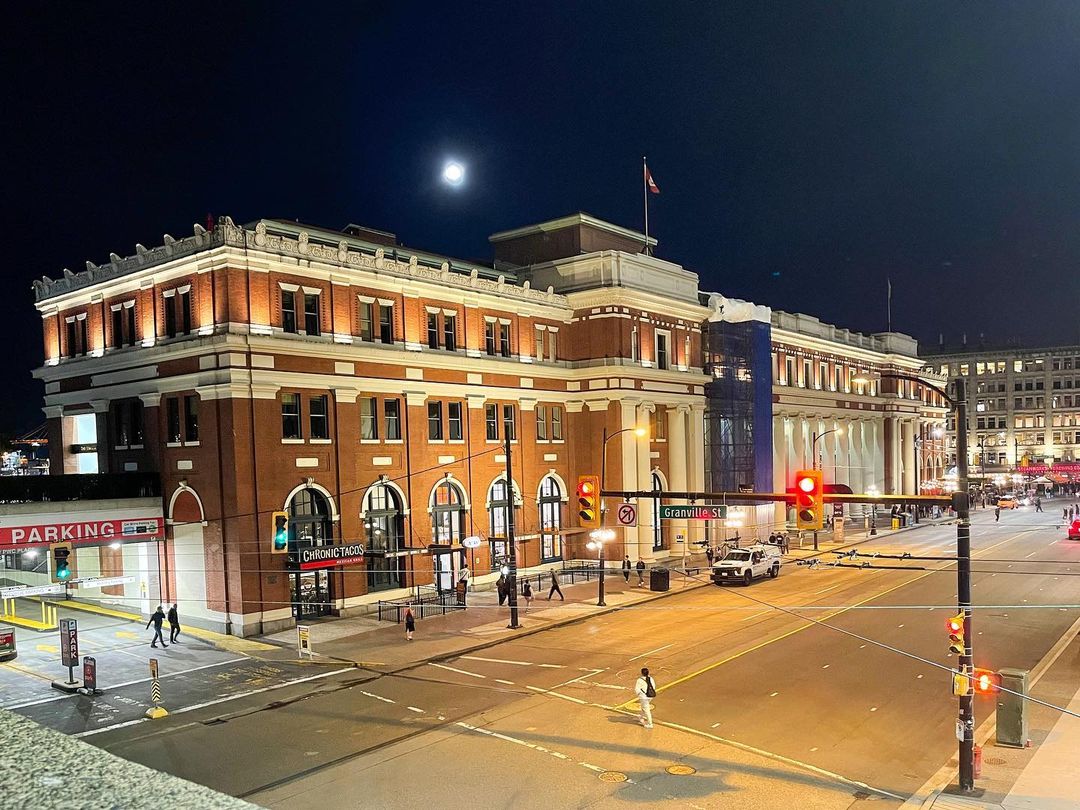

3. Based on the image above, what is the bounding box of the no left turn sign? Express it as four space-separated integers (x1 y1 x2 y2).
616 503 638 527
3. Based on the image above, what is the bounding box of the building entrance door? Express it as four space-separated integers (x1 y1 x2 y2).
288 488 335 619
294 569 332 619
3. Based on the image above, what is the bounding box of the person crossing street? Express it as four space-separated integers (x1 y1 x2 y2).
546 569 564 601
147 605 167 648
634 667 656 728
167 603 181 644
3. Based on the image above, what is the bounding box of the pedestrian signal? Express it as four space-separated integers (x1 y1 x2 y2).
794 470 824 530
947 613 965 655
271 511 289 554
951 671 969 696
576 475 601 529
972 668 1001 694
50 542 76 583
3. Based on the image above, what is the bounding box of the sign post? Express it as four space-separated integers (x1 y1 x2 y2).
296 625 312 658
615 503 638 527
51 618 82 692
79 655 101 695
145 657 168 719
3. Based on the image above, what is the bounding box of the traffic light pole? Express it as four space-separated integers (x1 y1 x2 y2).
504 433 520 630
955 377 975 791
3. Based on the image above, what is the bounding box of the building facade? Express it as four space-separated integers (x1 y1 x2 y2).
921 344 1080 480
30 214 708 636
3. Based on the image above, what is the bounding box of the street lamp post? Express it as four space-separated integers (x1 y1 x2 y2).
600 425 647 556
866 485 880 536
811 427 843 471
856 370 974 792
587 529 614 606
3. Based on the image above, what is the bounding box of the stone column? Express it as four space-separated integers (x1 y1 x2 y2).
687 404 706 546
615 399 639 554
773 415 788 529
836 420 851 489
667 405 689 547
637 402 656 558
902 419 917 494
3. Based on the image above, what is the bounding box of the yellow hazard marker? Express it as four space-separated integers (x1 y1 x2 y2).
144 657 168 719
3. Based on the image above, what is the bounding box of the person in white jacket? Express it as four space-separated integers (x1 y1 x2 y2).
634 666 656 728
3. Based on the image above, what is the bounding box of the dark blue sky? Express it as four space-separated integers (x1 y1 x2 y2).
5 2 1080 432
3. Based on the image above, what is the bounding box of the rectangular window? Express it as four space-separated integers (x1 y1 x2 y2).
164 295 177 338
184 395 199 442
126 305 136 346
379 304 394 344
360 397 378 440
503 404 516 440
282 289 297 333
656 331 670 370
65 319 76 358
631 326 639 363
114 403 129 447
536 405 548 440
282 393 301 439
548 331 557 363
499 322 511 357
428 401 444 440
427 311 440 349
130 401 144 445
485 321 497 356
78 318 88 356
448 401 463 440
443 313 456 351
551 406 563 440
485 403 499 440
111 308 123 349
655 408 667 440
167 398 181 443
384 398 401 440
309 395 329 440
180 289 192 334
535 326 545 361
358 301 373 341
303 293 320 336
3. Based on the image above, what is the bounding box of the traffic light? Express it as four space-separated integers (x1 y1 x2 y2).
50 542 76 583
576 475 601 529
794 470 824 530
947 612 965 655
952 670 969 696
972 668 1002 694
271 511 289 554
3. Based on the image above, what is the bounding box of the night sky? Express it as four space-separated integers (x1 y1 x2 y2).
5 3 1080 433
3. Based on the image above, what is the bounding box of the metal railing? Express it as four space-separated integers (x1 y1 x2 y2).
0 472 161 503
376 589 463 623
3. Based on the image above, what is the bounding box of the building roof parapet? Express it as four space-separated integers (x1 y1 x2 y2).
33 217 570 310
770 310 920 358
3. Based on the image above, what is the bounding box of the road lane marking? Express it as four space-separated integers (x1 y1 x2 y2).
431 663 485 679
641 530 1026 702
406 706 424 713
660 720 904 800
815 584 842 594
461 656 535 666
526 685 587 704
494 679 515 685
72 666 356 737
628 643 673 661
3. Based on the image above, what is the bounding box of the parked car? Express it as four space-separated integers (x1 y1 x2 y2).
1069 520 1080 541
997 497 1018 509
712 544 782 586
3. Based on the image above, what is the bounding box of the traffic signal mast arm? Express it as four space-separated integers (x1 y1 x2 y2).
599 488 954 506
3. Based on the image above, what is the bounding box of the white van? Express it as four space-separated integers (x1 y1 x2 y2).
711 543 782 586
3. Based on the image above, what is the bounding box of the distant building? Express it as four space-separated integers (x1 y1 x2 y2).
921 343 1080 481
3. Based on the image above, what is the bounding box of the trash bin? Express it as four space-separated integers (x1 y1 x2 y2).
649 568 670 592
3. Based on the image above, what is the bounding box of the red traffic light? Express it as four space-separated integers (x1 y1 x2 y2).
946 616 963 633
972 668 1001 694
797 476 816 493
577 480 595 496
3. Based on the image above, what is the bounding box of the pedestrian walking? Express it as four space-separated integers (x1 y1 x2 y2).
705 546 714 565
522 580 533 612
995 507 1001 522
404 607 415 641
780 533 789 554
147 605 167 648
546 569 564 601
1065 508 1069 521
1035 497 1042 513
636 558 646 586
497 573 508 606
167 603 181 643
634 666 656 729
622 556 632 583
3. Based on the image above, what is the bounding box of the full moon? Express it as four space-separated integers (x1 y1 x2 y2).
442 161 465 185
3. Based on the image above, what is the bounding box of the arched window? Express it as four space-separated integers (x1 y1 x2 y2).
487 478 520 570
431 478 467 546
651 471 664 551
363 482 405 592
538 475 563 561
288 487 334 618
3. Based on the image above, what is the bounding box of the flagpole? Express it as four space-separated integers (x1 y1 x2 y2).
642 155 650 256
887 277 892 332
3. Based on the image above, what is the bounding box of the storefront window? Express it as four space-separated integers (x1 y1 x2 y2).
488 478 519 569
288 488 333 619
431 479 466 545
363 482 405 592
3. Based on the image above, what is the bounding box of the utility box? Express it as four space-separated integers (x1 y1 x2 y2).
996 667 1029 748
649 568 670 592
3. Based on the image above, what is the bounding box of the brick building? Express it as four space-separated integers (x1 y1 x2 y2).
31 214 708 635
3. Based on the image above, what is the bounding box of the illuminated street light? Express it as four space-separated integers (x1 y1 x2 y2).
587 528 615 606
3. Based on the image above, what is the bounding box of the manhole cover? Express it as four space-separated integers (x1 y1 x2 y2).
599 771 628 783
666 764 697 775
986 756 1007 765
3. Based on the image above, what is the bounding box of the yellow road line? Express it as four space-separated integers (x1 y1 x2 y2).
621 529 1025 707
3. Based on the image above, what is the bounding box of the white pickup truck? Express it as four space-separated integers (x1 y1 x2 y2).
711 543 783 586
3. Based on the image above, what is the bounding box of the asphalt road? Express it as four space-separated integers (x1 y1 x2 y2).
78 506 1080 809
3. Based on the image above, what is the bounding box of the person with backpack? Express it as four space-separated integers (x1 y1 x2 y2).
404 607 415 641
634 666 656 728
522 579 533 612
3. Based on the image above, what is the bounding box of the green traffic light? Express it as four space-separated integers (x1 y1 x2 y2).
56 565 72 581
274 532 287 551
